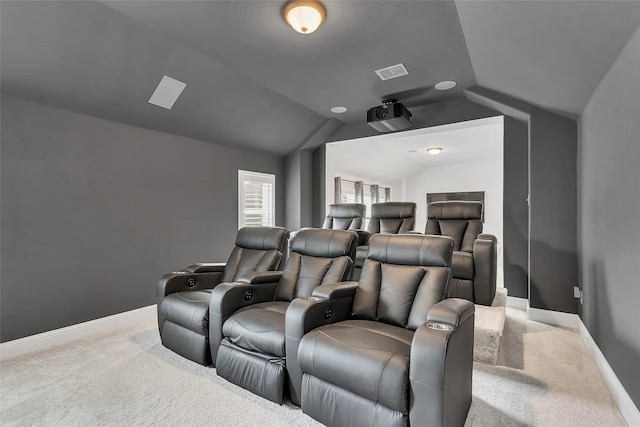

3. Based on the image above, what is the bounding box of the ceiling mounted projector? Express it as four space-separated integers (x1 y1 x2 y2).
366 100 412 133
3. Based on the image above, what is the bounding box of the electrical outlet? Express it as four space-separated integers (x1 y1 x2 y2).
574 286 583 304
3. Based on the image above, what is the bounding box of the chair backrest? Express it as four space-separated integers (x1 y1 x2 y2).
221 227 290 283
275 228 357 302
367 202 416 234
352 234 454 331
425 201 483 253
322 203 366 230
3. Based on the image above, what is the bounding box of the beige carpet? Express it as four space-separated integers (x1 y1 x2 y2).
0 308 627 427
474 287 507 365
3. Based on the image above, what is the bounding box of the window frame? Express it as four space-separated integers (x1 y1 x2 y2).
238 170 276 229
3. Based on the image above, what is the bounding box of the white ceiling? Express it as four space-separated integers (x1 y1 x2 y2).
326 116 504 183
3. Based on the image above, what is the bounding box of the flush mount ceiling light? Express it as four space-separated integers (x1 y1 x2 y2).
427 147 443 156
283 1 326 34
434 80 457 91
330 106 347 113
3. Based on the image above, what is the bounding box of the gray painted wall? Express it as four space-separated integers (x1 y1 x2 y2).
579 26 640 406
284 150 302 231
528 109 578 313
466 86 578 313
0 95 284 342
503 117 529 299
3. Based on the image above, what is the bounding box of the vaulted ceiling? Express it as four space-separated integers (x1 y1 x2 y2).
2 1 639 157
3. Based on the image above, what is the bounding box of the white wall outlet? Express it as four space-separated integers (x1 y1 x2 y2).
574 286 583 304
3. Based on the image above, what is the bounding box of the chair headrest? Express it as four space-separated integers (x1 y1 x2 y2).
290 228 357 258
327 203 365 219
367 234 454 267
236 227 289 251
427 201 482 220
371 202 416 219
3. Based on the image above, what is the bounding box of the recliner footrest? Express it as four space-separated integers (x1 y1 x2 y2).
216 339 286 404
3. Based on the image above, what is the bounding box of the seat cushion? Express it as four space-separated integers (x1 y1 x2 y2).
298 320 414 413
452 251 474 280
222 301 289 357
161 290 211 335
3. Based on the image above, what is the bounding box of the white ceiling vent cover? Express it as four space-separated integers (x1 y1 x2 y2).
375 63 409 81
148 75 186 110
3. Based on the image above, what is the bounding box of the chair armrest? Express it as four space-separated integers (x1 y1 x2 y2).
208 281 278 367
285 295 353 406
427 298 475 327
236 271 283 284
354 230 372 246
157 270 223 301
312 281 358 299
473 236 498 306
477 233 497 243
183 262 226 273
410 299 474 427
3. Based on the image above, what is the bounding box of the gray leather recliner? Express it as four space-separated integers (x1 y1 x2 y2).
156 226 289 365
322 203 366 230
209 228 358 403
354 201 416 279
425 201 498 306
287 234 474 427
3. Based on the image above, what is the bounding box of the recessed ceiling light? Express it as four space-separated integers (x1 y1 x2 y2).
434 80 456 91
427 147 443 155
148 75 186 110
331 106 347 113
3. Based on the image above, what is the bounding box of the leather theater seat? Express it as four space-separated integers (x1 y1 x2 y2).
287 233 475 427
354 201 416 279
425 200 498 305
209 228 358 404
156 226 289 365
322 203 366 230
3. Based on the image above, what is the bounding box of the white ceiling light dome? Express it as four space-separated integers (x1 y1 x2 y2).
427 147 443 155
283 1 326 35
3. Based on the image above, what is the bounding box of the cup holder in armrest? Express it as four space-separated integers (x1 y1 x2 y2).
426 322 453 331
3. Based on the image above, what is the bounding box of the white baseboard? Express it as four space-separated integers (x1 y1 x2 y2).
579 322 640 427
0 305 156 362
506 296 528 310
527 306 581 329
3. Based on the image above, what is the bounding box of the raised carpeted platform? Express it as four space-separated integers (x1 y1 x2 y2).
474 287 507 364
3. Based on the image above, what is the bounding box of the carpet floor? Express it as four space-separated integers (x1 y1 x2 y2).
0 308 627 426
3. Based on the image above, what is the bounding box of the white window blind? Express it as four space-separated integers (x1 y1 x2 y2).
238 170 275 228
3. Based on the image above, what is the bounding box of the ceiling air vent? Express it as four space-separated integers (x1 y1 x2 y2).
374 63 409 81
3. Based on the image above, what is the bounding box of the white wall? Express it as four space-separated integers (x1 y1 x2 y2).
404 160 504 263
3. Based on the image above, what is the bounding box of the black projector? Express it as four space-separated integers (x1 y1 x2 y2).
366 101 412 132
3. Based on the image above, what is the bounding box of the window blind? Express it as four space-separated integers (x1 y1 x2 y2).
238 170 275 228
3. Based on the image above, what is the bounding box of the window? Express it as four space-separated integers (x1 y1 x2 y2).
334 177 391 227
238 170 275 228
